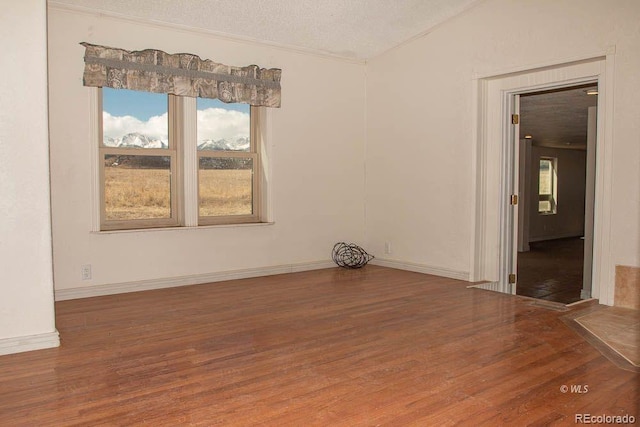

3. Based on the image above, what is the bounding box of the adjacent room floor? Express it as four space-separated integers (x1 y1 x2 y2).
0 266 637 425
516 237 585 304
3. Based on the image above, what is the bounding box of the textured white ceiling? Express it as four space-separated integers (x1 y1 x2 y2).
520 86 598 150
51 0 482 59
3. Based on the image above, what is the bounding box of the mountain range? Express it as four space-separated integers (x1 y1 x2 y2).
104 132 167 149
104 132 249 151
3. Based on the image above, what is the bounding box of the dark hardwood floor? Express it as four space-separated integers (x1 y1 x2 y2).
517 237 585 304
0 266 637 425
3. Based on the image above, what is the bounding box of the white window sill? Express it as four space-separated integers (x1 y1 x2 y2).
92 221 275 235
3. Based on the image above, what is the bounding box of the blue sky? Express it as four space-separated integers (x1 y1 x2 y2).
103 88 249 120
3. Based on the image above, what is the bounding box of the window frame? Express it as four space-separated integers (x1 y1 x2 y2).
96 88 263 231
197 106 261 226
99 91 181 231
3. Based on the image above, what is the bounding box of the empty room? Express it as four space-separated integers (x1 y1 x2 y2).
1 0 638 425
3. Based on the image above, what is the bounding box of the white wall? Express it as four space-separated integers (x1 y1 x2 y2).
46 0 640 303
366 0 640 288
0 1 59 353
528 147 586 242
48 6 366 296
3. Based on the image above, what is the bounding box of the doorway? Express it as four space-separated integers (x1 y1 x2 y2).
514 85 598 304
472 54 615 305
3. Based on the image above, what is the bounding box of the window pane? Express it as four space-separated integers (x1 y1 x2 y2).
197 98 250 152
104 155 172 220
539 201 551 212
102 88 168 149
199 157 253 216
539 159 552 195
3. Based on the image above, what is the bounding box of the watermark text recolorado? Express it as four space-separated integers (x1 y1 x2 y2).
575 414 635 424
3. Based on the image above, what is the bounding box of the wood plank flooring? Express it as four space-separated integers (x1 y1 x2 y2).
0 266 638 425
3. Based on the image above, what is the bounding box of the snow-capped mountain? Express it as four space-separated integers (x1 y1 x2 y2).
197 137 250 151
103 132 249 151
103 132 167 149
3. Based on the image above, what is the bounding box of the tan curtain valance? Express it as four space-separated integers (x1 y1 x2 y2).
81 42 281 108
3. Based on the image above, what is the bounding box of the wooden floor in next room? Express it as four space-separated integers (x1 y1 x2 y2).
0 266 637 425
517 237 585 304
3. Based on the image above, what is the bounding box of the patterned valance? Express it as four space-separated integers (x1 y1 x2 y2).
81 43 281 108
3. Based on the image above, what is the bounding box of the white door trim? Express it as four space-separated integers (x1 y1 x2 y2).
470 52 615 305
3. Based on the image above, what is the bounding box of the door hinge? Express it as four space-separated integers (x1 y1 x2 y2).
511 114 519 124
508 273 517 284
510 194 518 205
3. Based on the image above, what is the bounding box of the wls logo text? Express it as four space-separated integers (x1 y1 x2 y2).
560 384 589 394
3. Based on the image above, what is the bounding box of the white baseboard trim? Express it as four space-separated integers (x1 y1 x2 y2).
370 258 470 281
0 330 60 356
467 281 514 293
55 260 336 301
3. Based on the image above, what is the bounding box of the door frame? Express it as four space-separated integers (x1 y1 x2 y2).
470 51 615 305
506 87 596 299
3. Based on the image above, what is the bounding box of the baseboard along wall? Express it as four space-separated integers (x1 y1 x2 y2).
55 258 471 302
55 260 336 301
370 258 470 281
0 331 60 356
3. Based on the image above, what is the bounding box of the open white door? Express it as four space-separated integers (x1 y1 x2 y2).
582 106 597 299
517 138 532 254
498 94 520 294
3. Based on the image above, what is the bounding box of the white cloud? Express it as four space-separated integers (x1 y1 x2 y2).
197 108 250 141
103 112 168 142
103 107 250 143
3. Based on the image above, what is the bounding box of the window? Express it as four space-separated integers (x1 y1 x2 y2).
196 98 260 225
538 157 557 214
99 88 262 230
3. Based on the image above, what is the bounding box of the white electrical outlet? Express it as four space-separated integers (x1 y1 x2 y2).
384 242 392 254
81 264 92 280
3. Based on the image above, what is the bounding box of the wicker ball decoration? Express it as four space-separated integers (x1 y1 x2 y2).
332 242 374 269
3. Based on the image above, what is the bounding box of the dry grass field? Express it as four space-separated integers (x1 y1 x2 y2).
104 167 251 220
199 169 252 217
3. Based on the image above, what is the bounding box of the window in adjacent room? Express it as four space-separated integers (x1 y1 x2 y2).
538 157 557 214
